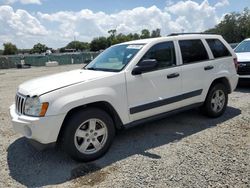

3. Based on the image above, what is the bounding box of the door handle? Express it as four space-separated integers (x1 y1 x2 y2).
204 65 214 71
167 73 180 79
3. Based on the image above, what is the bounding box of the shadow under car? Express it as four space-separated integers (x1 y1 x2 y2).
7 106 241 187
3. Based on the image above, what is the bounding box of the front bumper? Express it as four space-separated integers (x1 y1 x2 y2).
10 104 65 145
237 62 250 78
238 75 250 79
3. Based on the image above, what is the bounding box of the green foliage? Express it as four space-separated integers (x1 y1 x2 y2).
140 29 151 39
90 29 162 51
205 7 250 43
89 29 161 51
90 37 109 51
3 43 18 55
31 43 48 54
59 47 66 53
151 29 161 38
65 41 90 51
1 28 162 54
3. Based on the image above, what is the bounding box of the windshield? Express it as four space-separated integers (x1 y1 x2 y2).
85 44 144 72
235 40 250 53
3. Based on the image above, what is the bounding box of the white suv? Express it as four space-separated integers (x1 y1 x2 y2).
10 34 238 161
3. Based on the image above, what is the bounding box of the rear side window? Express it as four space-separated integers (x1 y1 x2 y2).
206 39 231 58
179 40 209 64
141 41 176 69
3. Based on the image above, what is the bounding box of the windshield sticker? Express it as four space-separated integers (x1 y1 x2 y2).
127 45 144 49
126 54 133 59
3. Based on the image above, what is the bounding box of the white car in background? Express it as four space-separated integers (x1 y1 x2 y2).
234 38 250 79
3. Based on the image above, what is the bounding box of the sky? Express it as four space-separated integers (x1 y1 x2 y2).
0 0 249 49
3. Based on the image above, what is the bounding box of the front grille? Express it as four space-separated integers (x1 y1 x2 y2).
15 93 26 115
238 62 250 75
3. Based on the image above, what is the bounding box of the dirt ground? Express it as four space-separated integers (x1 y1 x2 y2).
0 65 249 188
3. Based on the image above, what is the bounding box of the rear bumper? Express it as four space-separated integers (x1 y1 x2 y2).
229 74 239 92
10 104 65 145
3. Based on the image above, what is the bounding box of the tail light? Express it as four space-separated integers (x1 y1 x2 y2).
233 57 238 71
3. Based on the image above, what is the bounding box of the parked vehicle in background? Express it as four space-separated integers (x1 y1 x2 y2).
10 34 238 162
45 50 52 55
234 38 250 80
230 43 239 49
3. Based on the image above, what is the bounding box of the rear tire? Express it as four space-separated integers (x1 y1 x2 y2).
61 108 115 162
201 83 228 118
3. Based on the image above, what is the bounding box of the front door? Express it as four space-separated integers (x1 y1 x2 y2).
126 41 183 122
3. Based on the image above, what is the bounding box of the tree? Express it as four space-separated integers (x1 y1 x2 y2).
238 8 250 39
89 28 164 51
133 33 140 40
114 33 128 44
151 28 161 38
3 43 18 55
108 29 117 38
205 7 250 43
31 43 48 54
90 37 109 51
65 41 89 51
140 29 150 39
107 29 117 45
59 47 66 53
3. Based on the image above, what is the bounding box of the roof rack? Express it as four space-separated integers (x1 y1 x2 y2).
168 32 211 36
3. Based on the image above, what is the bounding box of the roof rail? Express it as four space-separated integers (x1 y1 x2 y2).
168 32 212 36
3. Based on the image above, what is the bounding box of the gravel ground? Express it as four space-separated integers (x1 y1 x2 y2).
0 65 249 188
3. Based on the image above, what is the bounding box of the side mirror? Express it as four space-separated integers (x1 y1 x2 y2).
132 59 158 75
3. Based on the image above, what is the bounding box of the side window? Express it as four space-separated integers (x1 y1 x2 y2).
179 40 209 64
141 41 176 70
206 39 231 58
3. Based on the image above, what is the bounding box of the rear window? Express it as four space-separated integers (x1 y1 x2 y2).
179 40 209 64
206 39 231 58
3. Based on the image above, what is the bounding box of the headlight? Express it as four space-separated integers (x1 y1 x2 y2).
24 97 49 117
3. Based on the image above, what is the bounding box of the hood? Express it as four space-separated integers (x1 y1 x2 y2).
236 52 250 62
18 69 114 96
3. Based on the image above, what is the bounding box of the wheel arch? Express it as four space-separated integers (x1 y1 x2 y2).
57 101 124 143
209 77 232 94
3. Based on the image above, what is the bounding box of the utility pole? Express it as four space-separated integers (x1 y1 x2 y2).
74 35 76 52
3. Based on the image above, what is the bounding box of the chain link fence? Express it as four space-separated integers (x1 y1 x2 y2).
0 52 100 69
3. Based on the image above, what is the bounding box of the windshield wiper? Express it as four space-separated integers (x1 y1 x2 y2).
85 67 118 72
85 67 97 70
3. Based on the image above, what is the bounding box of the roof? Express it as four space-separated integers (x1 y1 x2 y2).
120 34 222 45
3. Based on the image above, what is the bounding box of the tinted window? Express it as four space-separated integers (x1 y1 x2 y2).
206 39 231 58
141 42 176 70
179 40 209 64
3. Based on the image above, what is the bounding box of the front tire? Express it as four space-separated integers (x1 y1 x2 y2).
61 108 115 162
201 83 228 118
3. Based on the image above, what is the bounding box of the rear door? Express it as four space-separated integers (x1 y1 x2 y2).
178 39 214 106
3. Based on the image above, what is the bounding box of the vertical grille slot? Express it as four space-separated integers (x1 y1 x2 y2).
15 94 26 115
